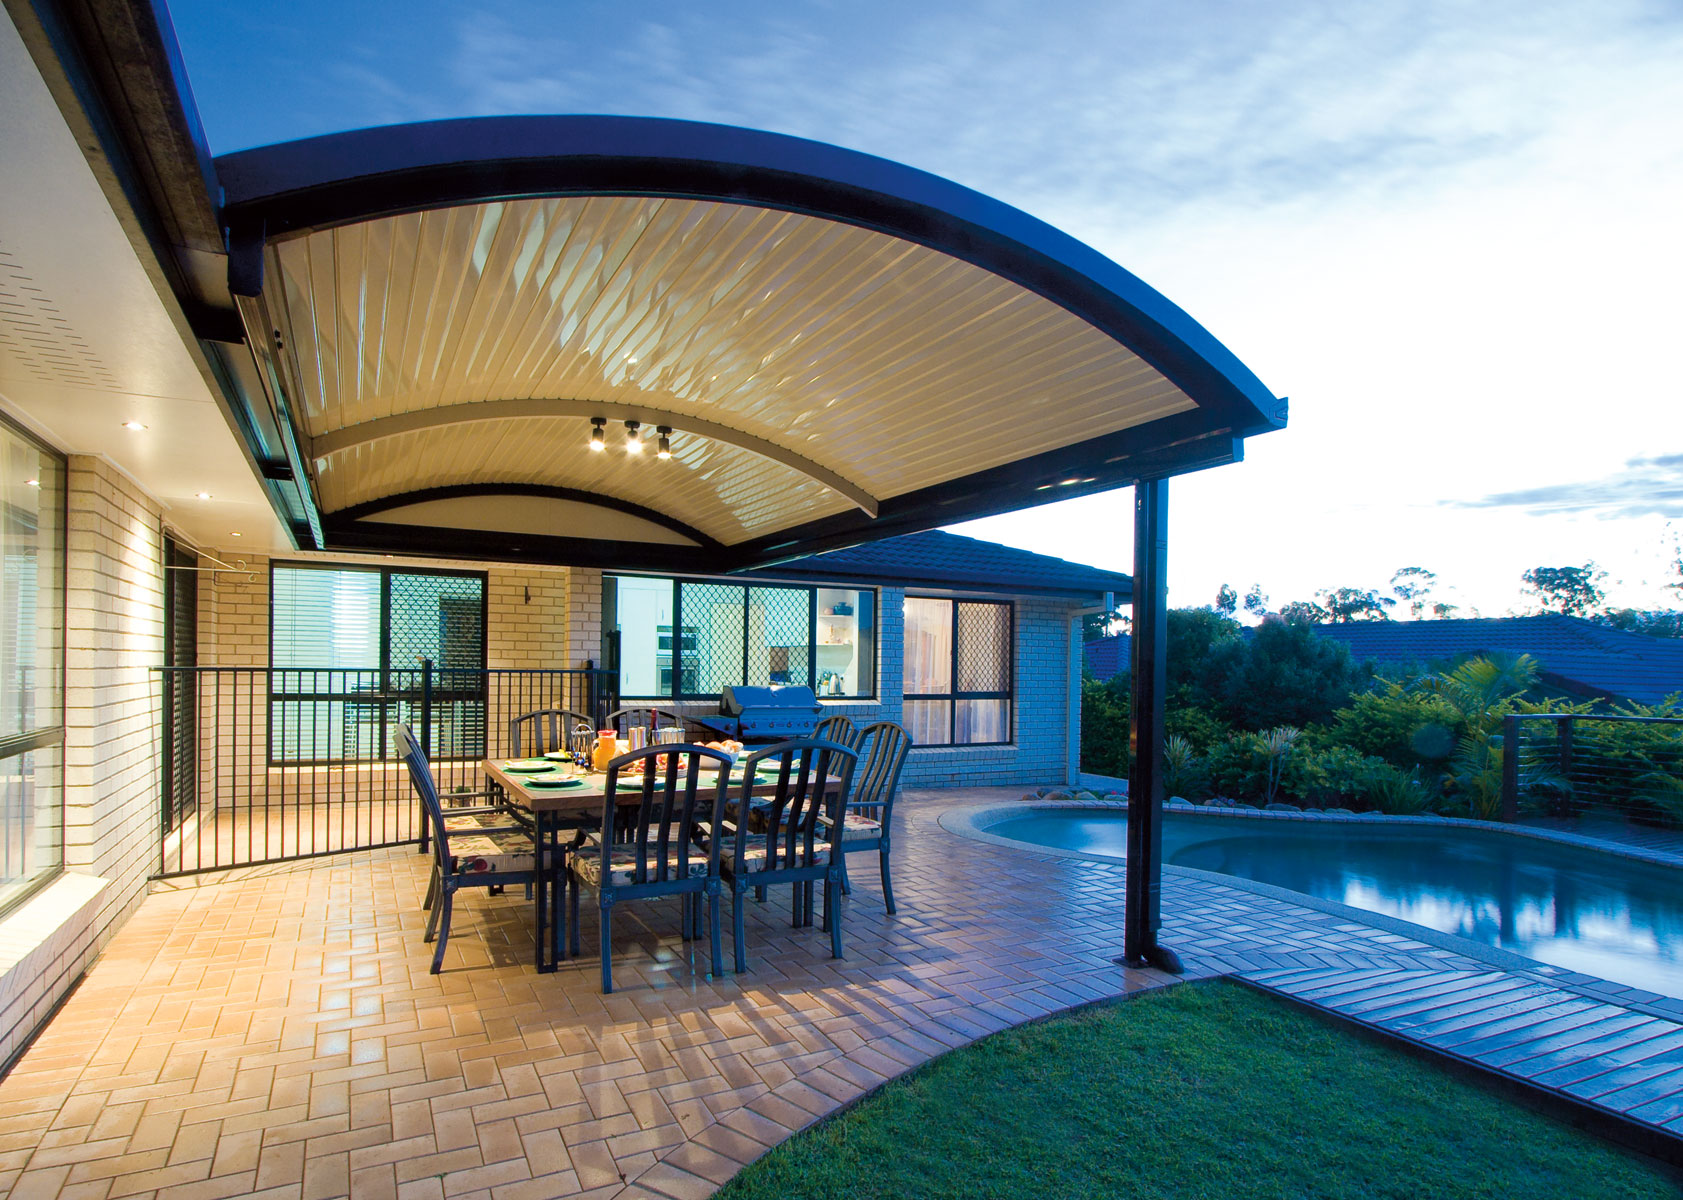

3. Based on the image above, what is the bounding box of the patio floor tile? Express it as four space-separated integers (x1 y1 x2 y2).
4 787 1682 1196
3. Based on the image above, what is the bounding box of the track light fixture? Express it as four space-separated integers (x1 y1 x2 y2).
589 417 606 451
625 420 643 454
656 426 672 459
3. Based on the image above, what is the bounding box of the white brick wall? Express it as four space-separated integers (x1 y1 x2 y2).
63 457 164 929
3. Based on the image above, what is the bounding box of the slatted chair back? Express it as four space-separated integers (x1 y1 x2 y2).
396 722 450 855
851 722 911 823
732 738 859 876
509 708 593 757
606 706 684 736
813 713 860 751
596 745 733 886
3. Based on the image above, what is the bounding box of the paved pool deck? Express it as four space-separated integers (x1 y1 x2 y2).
0 787 1678 1198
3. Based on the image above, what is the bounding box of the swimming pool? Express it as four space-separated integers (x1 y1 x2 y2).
977 807 1683 1000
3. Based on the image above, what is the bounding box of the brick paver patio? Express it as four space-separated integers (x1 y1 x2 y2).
0 787 1674 1198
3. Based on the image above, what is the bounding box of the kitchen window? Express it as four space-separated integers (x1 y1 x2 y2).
608 576 876 701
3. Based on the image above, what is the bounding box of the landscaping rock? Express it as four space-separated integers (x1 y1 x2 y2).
1074 790 1099 803
1265 803 1302 812
1325 807 1356 815
1167 797 1196 810
1231 802 1260 811
1021 793 1040 803
1204 797 1237 808
1035 785 1056 798
1102 792 1127 804
1044 790 1074 803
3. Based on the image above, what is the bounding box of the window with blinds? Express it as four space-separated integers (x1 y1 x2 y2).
268 564 486 763
902 597 1013 746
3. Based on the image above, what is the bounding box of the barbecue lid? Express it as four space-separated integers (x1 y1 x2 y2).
720 684 820 715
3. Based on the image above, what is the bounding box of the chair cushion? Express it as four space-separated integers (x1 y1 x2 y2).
838 813 882 841
571 845 711 889
720 840 829 873
448 830 542 875
441 812 502 834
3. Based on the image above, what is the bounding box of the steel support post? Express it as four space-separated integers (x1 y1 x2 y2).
1124 478 1180 971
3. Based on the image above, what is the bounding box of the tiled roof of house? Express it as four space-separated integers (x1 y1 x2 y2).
1084 632 1131 681
753 530 1133 600
1081 615 1683 704
1306 615 1683 706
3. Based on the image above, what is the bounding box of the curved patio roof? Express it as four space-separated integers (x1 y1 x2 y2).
213 116 1286 571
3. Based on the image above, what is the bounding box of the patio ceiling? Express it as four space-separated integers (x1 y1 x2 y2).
215 116 1289 571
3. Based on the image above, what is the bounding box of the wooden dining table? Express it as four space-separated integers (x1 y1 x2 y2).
480 756 840 972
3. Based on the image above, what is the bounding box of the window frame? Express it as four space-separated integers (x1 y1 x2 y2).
901 596 1015 747
0 410 68 920
267 561 488 765
608 575 879 703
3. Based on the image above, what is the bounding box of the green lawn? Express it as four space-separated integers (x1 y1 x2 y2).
717 981 1680 1200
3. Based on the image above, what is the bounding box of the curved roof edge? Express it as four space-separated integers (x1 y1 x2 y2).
214 115 1286 438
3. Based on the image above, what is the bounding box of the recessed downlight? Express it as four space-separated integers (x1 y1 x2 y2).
229 531 243 538
25 478 40 488
195 491 212 500
122 420 148 431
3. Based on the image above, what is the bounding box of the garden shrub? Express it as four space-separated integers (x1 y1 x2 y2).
1196 618 1366 731
1330 686 1464 770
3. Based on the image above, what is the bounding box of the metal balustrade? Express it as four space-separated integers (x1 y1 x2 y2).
1502 713 1683 828
152 662 616 877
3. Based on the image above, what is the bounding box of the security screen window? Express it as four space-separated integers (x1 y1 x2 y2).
610 577 875 699
269 564 486 761
902 597 1012 746
0 420 65 915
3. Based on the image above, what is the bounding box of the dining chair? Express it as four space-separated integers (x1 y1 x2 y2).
814 713 860 750
396 724 553 974
566 743 732 993
830 721 911 914
509 708 594 757
711 737 858 971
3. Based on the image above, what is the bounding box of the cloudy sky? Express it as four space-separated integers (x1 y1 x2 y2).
170 0 1683 617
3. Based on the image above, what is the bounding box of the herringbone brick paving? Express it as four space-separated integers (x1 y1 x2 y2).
0 789 1605 1198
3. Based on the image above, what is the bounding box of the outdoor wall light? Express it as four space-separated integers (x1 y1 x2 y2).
656 426 672 459
625 420 643 454
589 418 606 451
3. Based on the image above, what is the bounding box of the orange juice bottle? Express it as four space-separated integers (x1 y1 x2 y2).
593 730 617 772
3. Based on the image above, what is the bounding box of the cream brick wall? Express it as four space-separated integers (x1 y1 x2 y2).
197 552 582 669
63 457 164 929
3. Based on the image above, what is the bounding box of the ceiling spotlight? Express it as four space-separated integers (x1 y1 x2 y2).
656 426 672 460
195 491 212 500
122 420 147 431
624 420 643 454
25 478 40 488
589 417 606 452
229 531 243 538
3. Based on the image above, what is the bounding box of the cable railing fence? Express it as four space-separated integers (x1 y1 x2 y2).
1502 714 1683 827
153 661 616 877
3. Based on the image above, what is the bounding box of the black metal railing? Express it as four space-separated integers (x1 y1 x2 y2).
1502 714 1683 826
153 662 616 877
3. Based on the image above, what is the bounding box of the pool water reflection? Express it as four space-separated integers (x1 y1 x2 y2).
985 810 1683 999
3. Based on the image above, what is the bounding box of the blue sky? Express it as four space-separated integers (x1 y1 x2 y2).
170 0 1683 617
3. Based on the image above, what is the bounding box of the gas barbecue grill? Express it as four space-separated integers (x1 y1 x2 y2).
717 685 824 742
